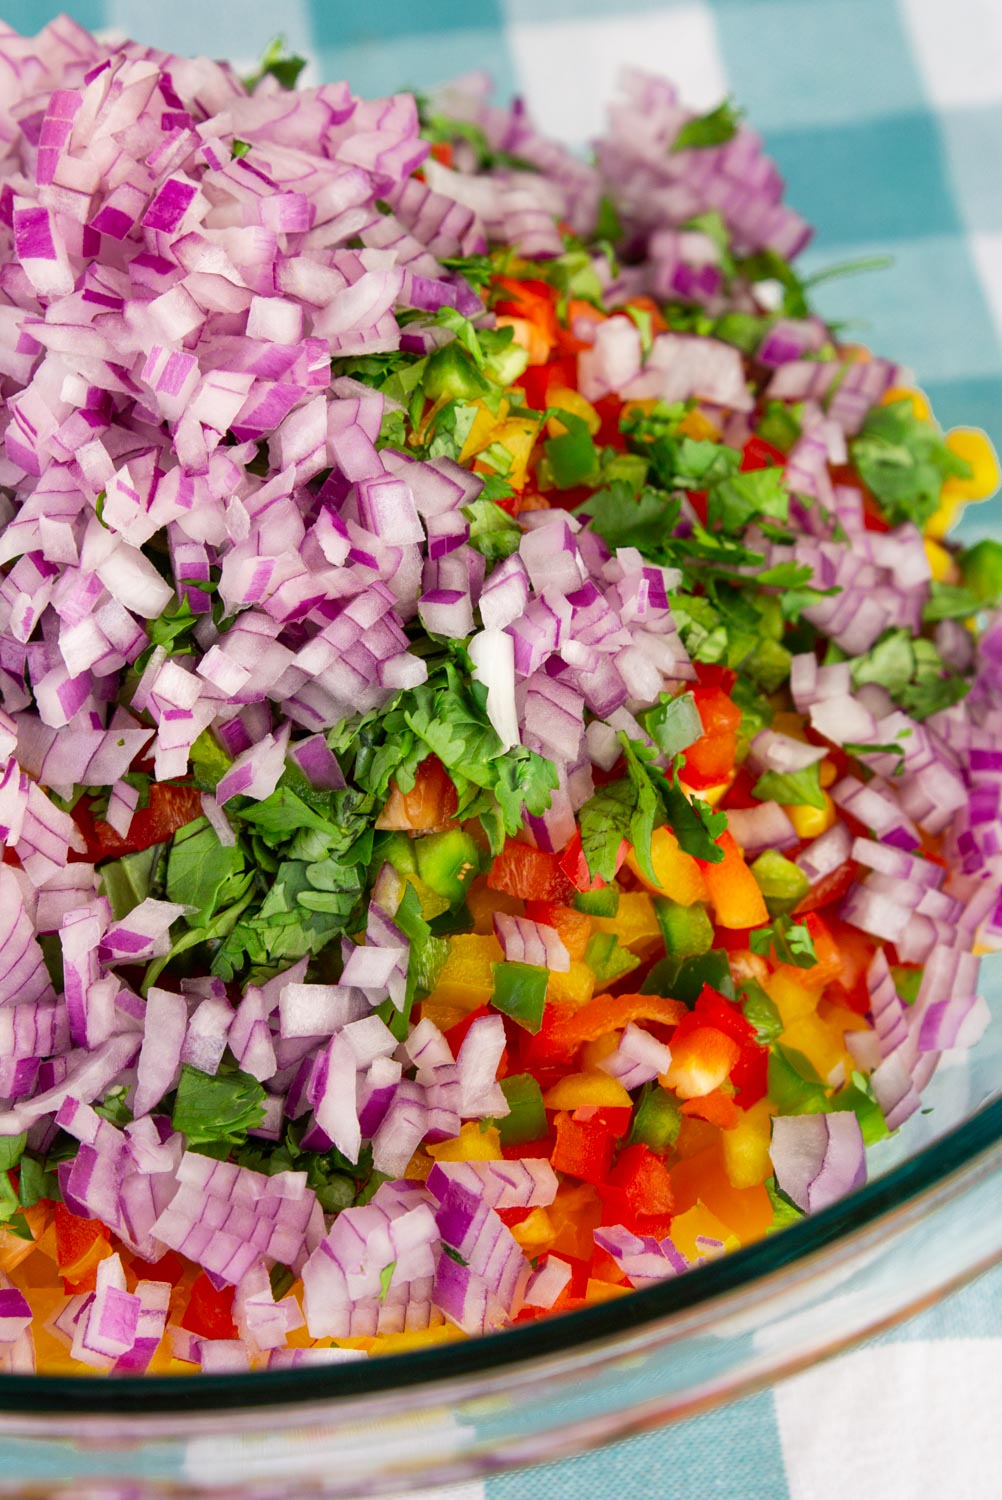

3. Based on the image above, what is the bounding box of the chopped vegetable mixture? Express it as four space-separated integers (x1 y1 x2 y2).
0 20 998 1375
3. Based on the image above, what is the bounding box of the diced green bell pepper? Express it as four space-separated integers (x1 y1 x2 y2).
573 884 621 917
544 418 598 488
498 1073 548 1146
750 849 811 915
491 961 548 1033
654 897 714 959
424 343 492 402
415 829 481 906
629 1083 682 1154
583 931 640 987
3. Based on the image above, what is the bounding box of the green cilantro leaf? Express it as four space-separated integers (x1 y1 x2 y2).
749 914 818 968
752 763 827 811
166 818 250 928
850 400 971 527
172 1064 267 1148
244 37 308 92
672 99 743 152
463 496 521 561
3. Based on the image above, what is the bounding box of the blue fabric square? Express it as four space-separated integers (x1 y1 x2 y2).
312 30 517 106
308 0 506 44
797 235 1002 382
487 1387 790 1500
767 114 961 246
939 106 1002 232
5 0 106 31
714 0 926 130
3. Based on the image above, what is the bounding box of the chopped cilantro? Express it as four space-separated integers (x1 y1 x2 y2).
672 99 743 152
752 762 827 811
172 1064 267 1149
749 914 819 969
378 1262 396 1302
244 37 308 92
850 400 971 528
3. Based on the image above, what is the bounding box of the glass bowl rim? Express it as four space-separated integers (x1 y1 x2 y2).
1 1090 1000 1417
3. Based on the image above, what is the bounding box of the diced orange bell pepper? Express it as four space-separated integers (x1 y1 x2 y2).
550 1111 616 1185
543 1070 633 1111
680 1089 741 1130
661 1026 741 1098
496 314 553 366
699 829 769 929
488 840 574 902
682 687 742 789
524 901 593 961
547 992 686 1054
772 910 843 990
375 755 459 832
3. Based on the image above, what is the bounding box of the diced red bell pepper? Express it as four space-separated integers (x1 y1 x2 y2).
55 1203 111 1290
693 663 737 694
489 840 574 902
73 782 204 863
607 1143 674 1218
687 489 708 526
182 1272 238 1340
741 435 787 472
592 394 626 450
683 686 743 789
551 1111 615 1185
793 859 858 915
516 356 578 411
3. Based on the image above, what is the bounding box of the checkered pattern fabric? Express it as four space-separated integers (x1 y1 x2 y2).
3 3 1002 1496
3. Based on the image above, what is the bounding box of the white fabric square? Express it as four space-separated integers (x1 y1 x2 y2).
505 3 729 147
970 232 1002 343
901 0 1002 107
774 1338 1002 1500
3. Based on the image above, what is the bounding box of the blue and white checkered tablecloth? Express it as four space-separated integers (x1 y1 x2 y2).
3 2 1002 1497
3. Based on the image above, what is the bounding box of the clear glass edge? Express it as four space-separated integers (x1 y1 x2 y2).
0 1090 998 1418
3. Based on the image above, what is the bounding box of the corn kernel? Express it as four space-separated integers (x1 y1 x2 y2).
787 793 836 839
924 493 963 542
881 384 932 422
942 428 1001 503
924 538 958 584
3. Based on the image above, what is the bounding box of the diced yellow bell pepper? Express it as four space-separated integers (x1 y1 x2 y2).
780 1012 853 1084
428 1122 503 1161
721 1098 774 1190
510 1207 555 1251
923 537 958 582
580 1032 621 1070
787 792 836 840
546 387 601 436
942 427 1001 503
426 933 503 1012
678 408 721 442
489 413 542 490
404 1149 434 1181
768 970 819 1026
881 384 932 422
585 1279 631 1303
458 397 510 464
547 959 595 1010
623 830 709 907
668 1202 741 1261
543 1070 633 1111
465 879 521 935
592 889 663 952
364 1323 466 1356
686 777 733 808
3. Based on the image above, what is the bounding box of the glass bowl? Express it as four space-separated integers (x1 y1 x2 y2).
0 957 998 1500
